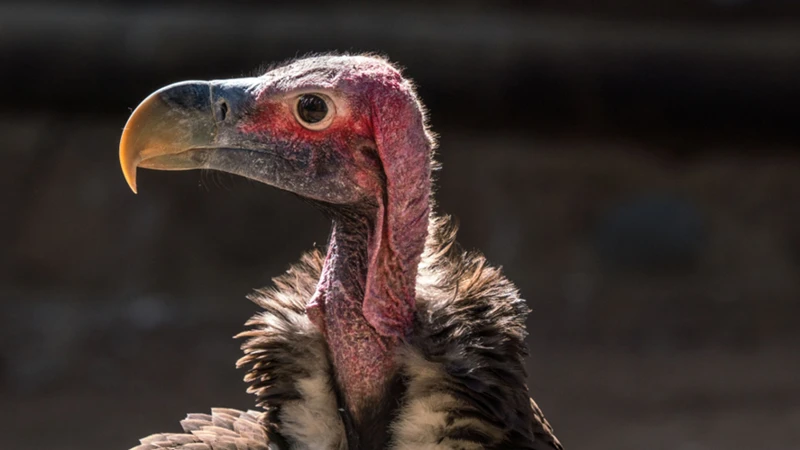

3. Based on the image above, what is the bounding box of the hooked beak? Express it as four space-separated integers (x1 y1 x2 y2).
120 78 262 193
121 81 213 193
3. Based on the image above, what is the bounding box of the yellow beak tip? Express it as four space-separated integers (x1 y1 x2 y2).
126 177 139 194
121 163 139 194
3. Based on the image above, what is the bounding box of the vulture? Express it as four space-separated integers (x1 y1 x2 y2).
119 54 562 450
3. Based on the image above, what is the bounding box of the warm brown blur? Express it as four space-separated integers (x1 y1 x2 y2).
1 2 799 449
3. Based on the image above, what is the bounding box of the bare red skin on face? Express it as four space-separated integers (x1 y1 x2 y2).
236 57 432 422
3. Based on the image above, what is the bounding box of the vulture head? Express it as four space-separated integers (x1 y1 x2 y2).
120 55 433 421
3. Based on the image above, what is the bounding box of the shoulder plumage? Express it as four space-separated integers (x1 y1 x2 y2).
236 249 346 449
220 219 560 450
394 215 562 450
131 408 268 450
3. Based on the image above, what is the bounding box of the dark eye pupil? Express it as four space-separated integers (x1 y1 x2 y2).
297 94 328 124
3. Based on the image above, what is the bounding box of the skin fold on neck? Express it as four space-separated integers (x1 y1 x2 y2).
306 205 410 422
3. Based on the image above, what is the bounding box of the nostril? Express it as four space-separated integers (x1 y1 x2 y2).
215 99 229 122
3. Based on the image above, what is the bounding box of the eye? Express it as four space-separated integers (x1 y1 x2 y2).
295 93 335 130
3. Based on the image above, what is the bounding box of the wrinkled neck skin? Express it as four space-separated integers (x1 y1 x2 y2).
306 202 421 428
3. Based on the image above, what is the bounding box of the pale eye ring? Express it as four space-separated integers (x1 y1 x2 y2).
294 93 335 130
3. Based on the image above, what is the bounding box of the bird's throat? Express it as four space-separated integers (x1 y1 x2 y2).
306 211 412 423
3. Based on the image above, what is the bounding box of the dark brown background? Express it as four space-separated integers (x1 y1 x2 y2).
1 1 799 449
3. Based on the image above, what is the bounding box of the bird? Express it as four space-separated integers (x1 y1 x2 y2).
119 54 562 450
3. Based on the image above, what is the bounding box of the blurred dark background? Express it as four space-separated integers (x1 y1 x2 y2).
2 1 800 449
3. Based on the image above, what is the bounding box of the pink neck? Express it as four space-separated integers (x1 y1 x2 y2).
306 212 417 419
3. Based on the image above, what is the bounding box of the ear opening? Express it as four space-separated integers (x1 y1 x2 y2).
362 75 433 338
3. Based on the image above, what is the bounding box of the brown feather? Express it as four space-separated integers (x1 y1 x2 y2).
129 215 562 450
131 409 268 450
231 214 563 449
